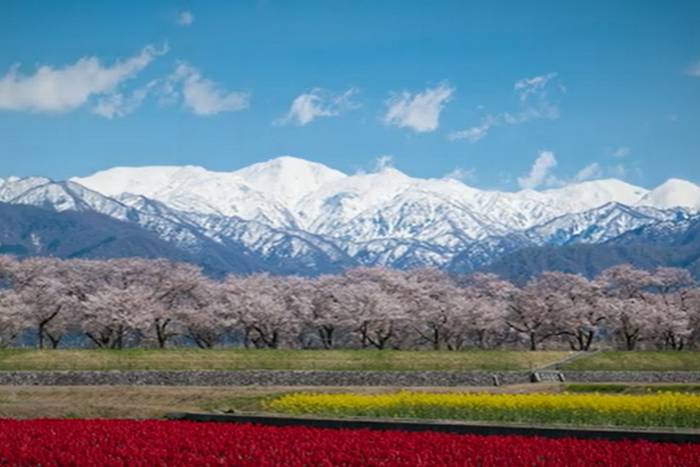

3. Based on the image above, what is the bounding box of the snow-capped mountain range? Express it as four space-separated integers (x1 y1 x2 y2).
1 156 699 275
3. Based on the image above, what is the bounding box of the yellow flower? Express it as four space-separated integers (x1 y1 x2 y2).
265 391 700 428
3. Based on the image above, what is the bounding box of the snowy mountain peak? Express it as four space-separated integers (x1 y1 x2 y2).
540 178 649 207
237 155 342 175
375 165 409 176
638 178 700 210
232 155 346 205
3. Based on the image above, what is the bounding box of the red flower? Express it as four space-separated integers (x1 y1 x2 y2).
0 419 696 466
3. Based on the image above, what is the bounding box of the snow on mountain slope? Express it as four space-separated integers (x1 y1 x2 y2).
458 179 649 232
2 177 355 274
294 168 510 267
182 211 355 273
147 174 296 228
347 237 452 268
91 190 355 272
2 179 133 221
74 157 658 239
304 171 646 230
296 166 417 230
1 178 218 251
637 178 700 210
8 156 697 274
608 213 700 246
70 166 196 198
373 189 503 242
538 179 648 210
73 164 297 228
0 176 52 203
447 203 686 273
525 202 682 245
73 156 347 228
447 233 533 273
298 169 650 251
69 157 687 269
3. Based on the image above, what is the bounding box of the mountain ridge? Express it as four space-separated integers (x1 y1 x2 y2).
0 156 697 276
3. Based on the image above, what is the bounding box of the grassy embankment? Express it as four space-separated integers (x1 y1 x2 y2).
0 349 569 372
1 350 700 421
559 351 700 371
2 349 700 371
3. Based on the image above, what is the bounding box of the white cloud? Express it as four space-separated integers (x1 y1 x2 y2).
517 151 558 189
514 72 558 101
163 62 249 116
513 152 628 190
686 61 700 77
611 146 631 158
609 164 627 178
450 73 561 143
383 82 454 133
177 10 195 26
573 162 602 182
448 115 496 142
444 167 476 183
0 44 167 113
606 164 641 181
277 87 359 126
92 86 150 119
373 155 394 171
502 103 560 123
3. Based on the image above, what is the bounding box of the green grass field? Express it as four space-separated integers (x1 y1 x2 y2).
0 349 569 372
560 351 700 371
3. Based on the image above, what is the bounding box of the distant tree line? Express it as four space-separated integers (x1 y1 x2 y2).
0 255 698 351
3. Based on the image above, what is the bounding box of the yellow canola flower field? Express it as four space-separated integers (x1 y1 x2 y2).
265 391 700 428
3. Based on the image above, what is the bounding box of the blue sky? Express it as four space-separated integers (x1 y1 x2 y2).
0 0 698 189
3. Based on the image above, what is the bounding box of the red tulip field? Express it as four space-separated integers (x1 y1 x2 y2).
0 419 697 466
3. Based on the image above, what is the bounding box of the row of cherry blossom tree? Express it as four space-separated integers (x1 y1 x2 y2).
0 255 698 351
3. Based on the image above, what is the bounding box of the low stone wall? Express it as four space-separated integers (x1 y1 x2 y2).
562 371 700 383
0 370 531 387
1 370 698 386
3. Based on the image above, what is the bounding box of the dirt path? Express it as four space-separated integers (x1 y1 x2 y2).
0 383 562 419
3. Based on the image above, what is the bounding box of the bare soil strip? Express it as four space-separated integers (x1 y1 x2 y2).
167 412 700 444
